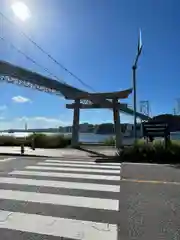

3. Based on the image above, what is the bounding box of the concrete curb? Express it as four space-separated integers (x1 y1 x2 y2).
0 153 55 158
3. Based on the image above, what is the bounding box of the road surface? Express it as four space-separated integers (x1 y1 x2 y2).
120 162 180 239
0 155 121 239
0 155 180 239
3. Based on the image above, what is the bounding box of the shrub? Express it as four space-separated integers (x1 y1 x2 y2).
116 140 180 164
27 133 72 148
0 135 20 146
0 134 71 148
104 136 115 146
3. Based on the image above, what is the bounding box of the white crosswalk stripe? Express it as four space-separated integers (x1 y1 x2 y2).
0 157 16 162
0 189 118 210
11 170 121 180
0 211 117 239
45 159 121 166
0 177 120 192
41 160 121 169
0 155 121 239
26 165 120 174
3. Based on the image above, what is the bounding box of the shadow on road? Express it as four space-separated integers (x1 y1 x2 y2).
77 146 109 157
169 164 180 169
75 146 121 164
95 157 120 163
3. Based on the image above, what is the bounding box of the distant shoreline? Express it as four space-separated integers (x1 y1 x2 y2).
0 131 180 144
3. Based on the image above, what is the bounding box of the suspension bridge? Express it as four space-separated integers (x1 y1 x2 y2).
0 60 150 119
0 60 150 147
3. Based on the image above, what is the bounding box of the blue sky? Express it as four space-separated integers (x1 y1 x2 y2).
0 0 179 129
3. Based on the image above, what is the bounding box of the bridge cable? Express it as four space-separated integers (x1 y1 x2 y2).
0 12 96 92
0 36 66 85
0 12 135 115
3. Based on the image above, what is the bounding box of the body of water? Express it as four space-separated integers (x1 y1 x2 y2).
0 132 114 143
0 131 180 143
170 132 180 140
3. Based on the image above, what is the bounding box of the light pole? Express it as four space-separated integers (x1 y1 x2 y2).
132 30 142 140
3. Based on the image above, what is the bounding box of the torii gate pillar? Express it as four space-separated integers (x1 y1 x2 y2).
69 88 133 148
70 98 123 149
113 98 122 149
71 99 80 148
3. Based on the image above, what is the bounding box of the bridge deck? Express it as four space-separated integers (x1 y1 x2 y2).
0 60 150 121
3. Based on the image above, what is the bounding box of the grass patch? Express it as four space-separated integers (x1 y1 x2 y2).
116 140 180 164
103 136 115 146
0 134 71 148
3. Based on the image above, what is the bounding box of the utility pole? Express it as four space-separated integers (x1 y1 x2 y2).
133 30 143 140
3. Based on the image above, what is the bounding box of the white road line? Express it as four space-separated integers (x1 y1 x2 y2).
46 159 121 166
0 190 119 211
122 162 170 167
0 177 120 192
26 166 120 174
63 157 94 159
0 158 16 162
41 161 121 169
10 170 121 181
0 210 117 239
53 158 95 163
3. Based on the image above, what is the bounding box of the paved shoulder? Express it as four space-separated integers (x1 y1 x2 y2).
0 155 121 239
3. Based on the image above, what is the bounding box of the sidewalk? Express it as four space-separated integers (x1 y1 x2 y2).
0 147 78 158
0 146 117 158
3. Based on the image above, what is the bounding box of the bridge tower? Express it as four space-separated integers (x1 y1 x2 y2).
140 100 150 117
25 122 28 131
175 98 180 115
139 100 150 137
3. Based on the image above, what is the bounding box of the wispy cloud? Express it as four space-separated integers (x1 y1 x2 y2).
12 96 31 103
16 116 66 124
0 116 71 130
0 105 7 111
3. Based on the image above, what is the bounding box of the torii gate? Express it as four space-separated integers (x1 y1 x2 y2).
66 88 133 148
0 60 150 149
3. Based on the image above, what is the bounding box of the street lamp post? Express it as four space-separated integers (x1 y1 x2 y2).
132 65 137 140
132 30 142 141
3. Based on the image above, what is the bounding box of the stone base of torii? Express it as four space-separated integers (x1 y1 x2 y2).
66 88 133 149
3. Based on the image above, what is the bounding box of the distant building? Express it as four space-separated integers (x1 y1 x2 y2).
124 123 142 137
64 126 72 133
79 123 89 132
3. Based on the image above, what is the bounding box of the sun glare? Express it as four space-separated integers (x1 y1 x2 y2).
11 1 31 21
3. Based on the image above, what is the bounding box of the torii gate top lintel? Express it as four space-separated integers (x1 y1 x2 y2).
71 88 133 100
0 60 132 100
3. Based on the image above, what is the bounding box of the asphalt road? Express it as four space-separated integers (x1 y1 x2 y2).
0 155 180 239
0 155 44 174
120 162 180 240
